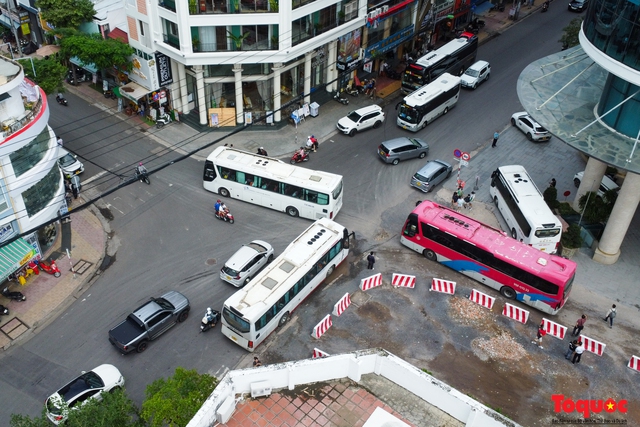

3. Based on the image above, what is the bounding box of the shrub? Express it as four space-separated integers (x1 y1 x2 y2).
561 223 582 249
543 186 560 210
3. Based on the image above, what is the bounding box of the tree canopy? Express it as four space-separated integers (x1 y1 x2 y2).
18 57 67 94
141 367 219 427
36 0 96 29
559 17 583 49
59 32 135 72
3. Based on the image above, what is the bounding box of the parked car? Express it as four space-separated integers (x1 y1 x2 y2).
511 112 552 142
378 137 429 165
220 240 274 287
337 105 385 137
568 0 588 11
108 291 190 354
45 364 125 425
58 148 85 178
573 171 619 198
460 60 490 89
410 160 453 192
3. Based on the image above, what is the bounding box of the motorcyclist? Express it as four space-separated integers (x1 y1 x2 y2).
214 199 221 214
307 135 318 152
297 147 307 160
135 162 148 182
205 307 218 326
217 202 228 218
56 92 64 102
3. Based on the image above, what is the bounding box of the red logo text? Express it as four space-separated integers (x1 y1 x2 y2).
552 394 627 419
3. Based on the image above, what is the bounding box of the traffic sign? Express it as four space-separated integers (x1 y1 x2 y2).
460 160 469 167
453 149 462 158
461 152 471 161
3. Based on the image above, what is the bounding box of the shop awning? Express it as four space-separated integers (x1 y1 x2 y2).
69 56 98 74
0 238 36 283
0 15 19 30
116 81 149 102
107 28 129 43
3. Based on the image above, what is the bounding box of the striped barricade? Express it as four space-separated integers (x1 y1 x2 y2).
502 303 529 324
581 335 606 356
360 273 383 291
392 273 416 288
332 293 351 317
430 278 456 295
628 355 640 373
469 289 495 310
312 348 330 359
541 318 567 340
311 314 332 339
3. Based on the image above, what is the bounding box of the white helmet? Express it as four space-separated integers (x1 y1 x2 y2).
206 307 212 314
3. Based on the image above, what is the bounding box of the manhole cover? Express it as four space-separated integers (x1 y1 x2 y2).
1 317 29 340
73 260 93 275
206 258 217 266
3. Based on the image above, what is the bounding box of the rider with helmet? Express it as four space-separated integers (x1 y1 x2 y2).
135 162 148 182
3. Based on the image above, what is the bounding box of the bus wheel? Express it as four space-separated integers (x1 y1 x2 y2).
326 265 335 277
286 206 299 217
511 228 517 239
500 286 516 300
219 187 230 197
493 196 499 207
423 249 437 261
443 107 449 115
278 312 290 327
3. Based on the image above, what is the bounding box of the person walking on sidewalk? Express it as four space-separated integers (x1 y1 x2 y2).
565 339 579 360
253 356 262 367
532 322 546 348
603 304 617 328
572 314 587 337
367 252 376 270
572 342 585 364
492 131 500 148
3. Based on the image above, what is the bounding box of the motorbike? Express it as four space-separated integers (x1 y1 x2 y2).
466 18 486 34
156 113 172 128
2 286 26 301
104 89 117 99
291 148 310 164
55 94 68 106
67 70 88 85
215 207 235 224
345 82 360 97
542 1 549 12
36 259 61 277
306 136 318 152
200 308 221 333
0 304 8 315
490 3 506 11
385 67 402 80
333 91 349 105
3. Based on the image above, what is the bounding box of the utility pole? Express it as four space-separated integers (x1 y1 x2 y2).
6 0 22 57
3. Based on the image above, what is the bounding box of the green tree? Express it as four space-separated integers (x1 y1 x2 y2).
227 30 251 50
141 367 218 427
9 411 50 427
559 17 583 49
36 0 95 29
60 32 135 72
18 57 67 94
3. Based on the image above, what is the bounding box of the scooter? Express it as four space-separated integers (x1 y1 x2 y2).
345 82 360 97
104 89 116 99
542 1 549 12
200 308 221 333
215 207 235 224
2 286 26 301
333 91 349 105
156 113 172 128
291 148 310 164
55 94 68 106
36 259 61 277
0 304 8 315
385 67 402 80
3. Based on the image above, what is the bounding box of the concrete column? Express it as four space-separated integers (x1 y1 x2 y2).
304 51 312 104
593 171 640 264
233 64 244 125
573 157 607 212
195 66 207 125
327 40 338 93
177 63 189 114
273 63 283 122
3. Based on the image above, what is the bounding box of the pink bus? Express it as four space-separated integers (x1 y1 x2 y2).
401 201 576 315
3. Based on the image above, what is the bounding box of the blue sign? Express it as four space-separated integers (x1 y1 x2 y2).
365 25 415 59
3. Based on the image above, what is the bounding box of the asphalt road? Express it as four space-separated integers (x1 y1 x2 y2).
0 7 584 424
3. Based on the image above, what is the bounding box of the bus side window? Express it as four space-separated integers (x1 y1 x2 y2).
219 167 230 180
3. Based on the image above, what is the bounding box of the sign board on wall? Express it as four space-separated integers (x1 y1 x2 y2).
155 52 173 86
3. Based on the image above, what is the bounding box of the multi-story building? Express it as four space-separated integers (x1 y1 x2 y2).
517 0 640 264
0 56 65 278
123 0 425 127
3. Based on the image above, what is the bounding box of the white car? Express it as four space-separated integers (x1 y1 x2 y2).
511 112 551 142
220 240 274 287
58 148 85 178
573 171 619 198
337 105 385 137
460 60 490 89
45 364 125 425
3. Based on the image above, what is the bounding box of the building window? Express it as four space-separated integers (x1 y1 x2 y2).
9 127 51 178
292 5 339 45
163 19 180 48
0 184 9 213
22 166 62 218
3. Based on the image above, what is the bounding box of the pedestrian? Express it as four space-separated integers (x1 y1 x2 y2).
452 192 459 209
464 192 476 210
253 356 262 367
456 195 464 211
572 341 585 364
57 137 63 147
565 339 578 360
492 131 499 148
456 187 464 198
257 147 268 156
531 322 546 348
379 60 387 76
572 314 587 336
603 304 617 328
367 252 376 270
549 178 557 188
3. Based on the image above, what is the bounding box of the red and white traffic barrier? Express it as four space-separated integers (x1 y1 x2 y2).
311 314 332 339
469 289 495 310
392 273 416 288
360 273 383 291
502 303 529 324
430 278 456 294
312 348 330 359
541 318 567 340
628 355 640 372
332 293 351 317
580 335 606 356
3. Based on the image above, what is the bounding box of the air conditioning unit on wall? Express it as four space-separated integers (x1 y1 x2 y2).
250 380 272 398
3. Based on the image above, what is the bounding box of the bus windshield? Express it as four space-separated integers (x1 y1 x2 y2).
332 179 343 200
398 105 420 124
222 307 250 333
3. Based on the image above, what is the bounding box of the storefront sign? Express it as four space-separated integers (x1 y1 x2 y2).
366 0 415 25
0 223 15 242
337 29 362 70
337 58 363 71
156 52 174 86
365 25 415 59
128 54 153 91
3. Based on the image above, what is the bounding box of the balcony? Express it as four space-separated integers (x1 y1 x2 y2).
159 0 176 12
163 34 181 49
1 80 44 143
189 0 275 14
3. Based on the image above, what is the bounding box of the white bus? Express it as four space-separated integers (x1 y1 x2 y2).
396 73 461 132
203 146 343 220
220 218 350 351
489 165 562 253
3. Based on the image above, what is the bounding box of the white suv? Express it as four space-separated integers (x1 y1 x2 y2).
337 105 385 137
460 60 490 89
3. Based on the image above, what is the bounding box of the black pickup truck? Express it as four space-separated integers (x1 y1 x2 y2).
108 291 190 354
